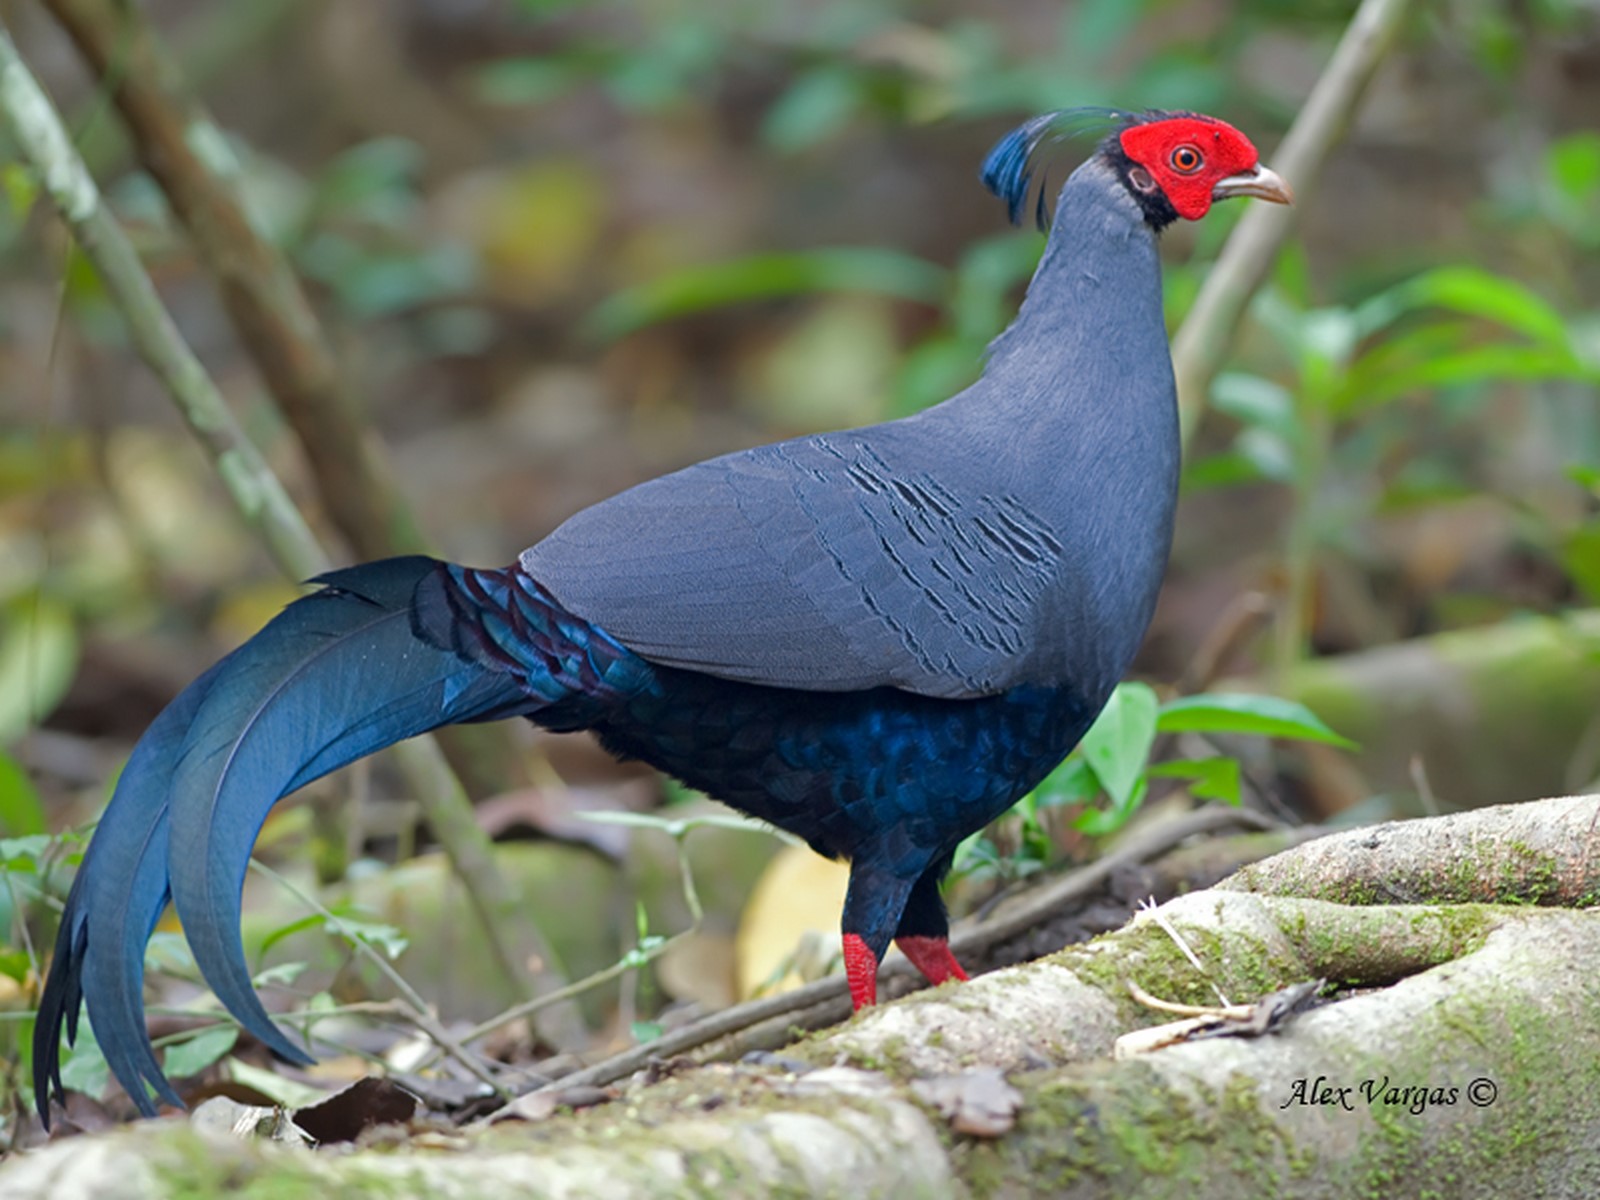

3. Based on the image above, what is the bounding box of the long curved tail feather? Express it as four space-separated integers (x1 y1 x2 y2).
34 658 229 1117
33 556 641 1121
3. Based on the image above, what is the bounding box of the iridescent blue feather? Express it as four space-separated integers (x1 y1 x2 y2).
980 107 1140 230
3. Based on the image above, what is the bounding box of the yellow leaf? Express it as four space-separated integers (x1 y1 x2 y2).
445 161 606 304
735 844 849 999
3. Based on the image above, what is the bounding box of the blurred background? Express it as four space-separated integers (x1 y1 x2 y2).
1 0 1599 1122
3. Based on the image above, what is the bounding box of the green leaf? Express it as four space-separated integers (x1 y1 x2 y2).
313 137 423 223
264 905 410 961
1562 521 1600 604
1072 776 1148 837
327 912 409 960
1146 757 1242 806
631 1020 664 1044
162 1024 239 1079
252 961 310 988
2 162 38 222
951 830 1004 880
948 231 1046 342
762 67 862 152
0 946 32 982
1080 682 1159 811
1157 693 1356 748
1210 372 1298 442
586 248 947 340
1251 288 1309 358
258 912 325 960
0 749 45 836
0 834 51 868
0 595 80 742
1235 428 1297 484
1182 450 1267 492
1030 756 1101 810
1549 133 1600 202
1354 342 1590 407
57 1023 110 1101
226 1058 326 1109
602 21 720 111
621 934 666 970
892 337 984 416
1299 307 1359 370
1566 464 1600 493
307 241 476 319
1375 267 1573 348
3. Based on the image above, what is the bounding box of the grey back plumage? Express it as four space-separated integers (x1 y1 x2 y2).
523 157 1179 709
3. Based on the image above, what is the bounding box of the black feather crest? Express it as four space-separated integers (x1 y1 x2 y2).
980 107 1153 231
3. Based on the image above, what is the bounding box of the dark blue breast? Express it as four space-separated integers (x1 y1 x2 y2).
575 665 1096 872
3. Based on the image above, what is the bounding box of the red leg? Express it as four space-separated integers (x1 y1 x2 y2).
895 935 969 986
842 932 879 1010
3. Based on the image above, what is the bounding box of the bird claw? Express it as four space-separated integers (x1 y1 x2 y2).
895 935 969 987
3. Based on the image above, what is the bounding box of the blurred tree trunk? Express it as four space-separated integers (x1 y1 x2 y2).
1276 609 1600 812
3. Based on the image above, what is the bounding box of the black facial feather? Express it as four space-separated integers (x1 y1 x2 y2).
1097 134 1181 232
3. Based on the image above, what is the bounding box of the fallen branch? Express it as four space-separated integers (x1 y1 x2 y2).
10 797 1600 1196
1218 791 1600 908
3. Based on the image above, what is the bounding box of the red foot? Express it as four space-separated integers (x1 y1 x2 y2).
842 933 878 1010
895 935 969 986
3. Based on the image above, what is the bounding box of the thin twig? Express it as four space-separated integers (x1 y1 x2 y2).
949 805 1277 955
68 0 310 182
1170 0 1416 445
388 738 585 1046
412 823 711 1073
1175 591 1275 696
1126 979 1249 1020
248 859 510 1100
1134 895 1231 1007
1409 754 1441 818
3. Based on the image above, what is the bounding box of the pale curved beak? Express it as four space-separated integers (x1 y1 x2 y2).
1213 163 1293 205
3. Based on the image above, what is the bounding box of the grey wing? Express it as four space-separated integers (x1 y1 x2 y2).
518 431 1067 699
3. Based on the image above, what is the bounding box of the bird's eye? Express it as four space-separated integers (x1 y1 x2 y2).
1170 145 1203 174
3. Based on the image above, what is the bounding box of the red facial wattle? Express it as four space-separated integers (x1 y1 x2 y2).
1119 115 1283 221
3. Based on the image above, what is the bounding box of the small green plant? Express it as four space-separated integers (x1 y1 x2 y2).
952 682 1351 883
1192 260 1599 670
